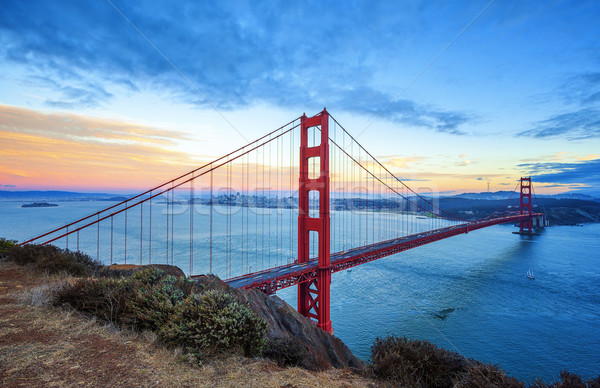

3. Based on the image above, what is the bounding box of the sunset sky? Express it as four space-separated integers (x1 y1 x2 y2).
1 1 599 195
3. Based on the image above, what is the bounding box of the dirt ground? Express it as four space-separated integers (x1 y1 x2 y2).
0 262 376 387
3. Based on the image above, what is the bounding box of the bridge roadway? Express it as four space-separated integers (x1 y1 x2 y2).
218 213 543 294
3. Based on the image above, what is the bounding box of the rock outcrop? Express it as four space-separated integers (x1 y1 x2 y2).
195 274 364 371
100 264 186 278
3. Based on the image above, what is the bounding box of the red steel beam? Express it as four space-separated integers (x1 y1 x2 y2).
226 212 543 294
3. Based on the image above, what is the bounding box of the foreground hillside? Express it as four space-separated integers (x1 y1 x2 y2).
2 240 598 387
0 261 373 387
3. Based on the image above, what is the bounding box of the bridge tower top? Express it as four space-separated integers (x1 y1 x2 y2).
519 177 533 233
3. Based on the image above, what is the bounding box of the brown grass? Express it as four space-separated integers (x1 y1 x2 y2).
0 262 376 387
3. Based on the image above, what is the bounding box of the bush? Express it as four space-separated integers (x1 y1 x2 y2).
52 268 194 328
0 237 18 258
532 370 600 388
555 370 587 388
262 336 310 368
370 335 470 387
455 363 525 387
5 243 102 276
159 290 267 360
128 269 197 331
53 277 133 324
53 268 267 362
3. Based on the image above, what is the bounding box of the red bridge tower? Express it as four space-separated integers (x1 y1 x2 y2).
519 177 533 234
298 109 332 333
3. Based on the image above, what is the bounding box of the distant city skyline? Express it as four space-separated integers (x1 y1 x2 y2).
1 1 599 195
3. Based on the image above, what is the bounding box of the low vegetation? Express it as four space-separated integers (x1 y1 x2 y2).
2 239 599 386
52 268 267 362
0 237 102 276
2 241 267 363
369 335 599 387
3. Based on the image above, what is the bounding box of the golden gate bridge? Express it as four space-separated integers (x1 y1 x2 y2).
21 109 544 333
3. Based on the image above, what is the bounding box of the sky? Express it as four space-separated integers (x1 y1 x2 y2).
1 0 599 195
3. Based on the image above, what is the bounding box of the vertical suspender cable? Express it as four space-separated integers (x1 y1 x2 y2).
149 192 152 264
166 192 169 264
210 167 213 274
256 148 259 270
171 185 174 266
228 159 232 278
262 146 265 269
190 173 194 276
241 153 244 273
246 153 249 272
140 203 143 265
110 216 113 264
125 203 128 264
268 138 272 268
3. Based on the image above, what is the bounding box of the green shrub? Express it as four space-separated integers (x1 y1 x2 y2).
0 237 18 257
52 277 134 324
370 335 470 387
128 269 198 331
53 268 266 362
455 363 525 387
552 370 587 388
159 290 267 360
5 243 102 276
262 336 310 368
587 375 600 388
532 371 600 388
52 268 193 328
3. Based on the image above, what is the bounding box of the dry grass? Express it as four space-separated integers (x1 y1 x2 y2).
0 262 376 387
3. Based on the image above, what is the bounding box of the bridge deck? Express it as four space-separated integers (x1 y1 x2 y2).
202 213 542 294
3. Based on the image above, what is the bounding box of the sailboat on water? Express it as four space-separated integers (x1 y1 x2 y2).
527 269 535 279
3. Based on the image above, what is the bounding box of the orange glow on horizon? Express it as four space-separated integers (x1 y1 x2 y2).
0 104 582 196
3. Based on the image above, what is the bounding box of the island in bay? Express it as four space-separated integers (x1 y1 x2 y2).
21 202 59 208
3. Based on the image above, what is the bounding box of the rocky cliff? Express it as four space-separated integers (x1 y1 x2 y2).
195 274 363 371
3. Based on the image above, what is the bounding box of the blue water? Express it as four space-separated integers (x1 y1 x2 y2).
1 200 599 383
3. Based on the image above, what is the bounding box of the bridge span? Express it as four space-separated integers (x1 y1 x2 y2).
221 212 544 294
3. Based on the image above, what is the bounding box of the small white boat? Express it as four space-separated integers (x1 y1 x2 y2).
527 269 535 279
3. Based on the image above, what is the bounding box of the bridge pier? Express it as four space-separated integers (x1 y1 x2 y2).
298 109 332 333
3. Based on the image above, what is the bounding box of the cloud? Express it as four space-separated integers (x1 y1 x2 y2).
0 1 474 134
520 70 600 140
560 72 600 105
329 87 472 134
454 160 471 167
0 104 198 190
519 159 600 188
3 184 17 187
518 108 600 140
379 155 426 169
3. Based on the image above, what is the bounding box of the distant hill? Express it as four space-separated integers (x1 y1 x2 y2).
448 191 600 202
439 197 600 225
451 191 515 200
0 190 127 201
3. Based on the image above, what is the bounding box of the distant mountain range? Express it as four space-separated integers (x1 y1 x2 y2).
450 190 600 202
1 189 599 203
0 190 130 201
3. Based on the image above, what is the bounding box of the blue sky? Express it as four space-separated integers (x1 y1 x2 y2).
1 0 599 194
